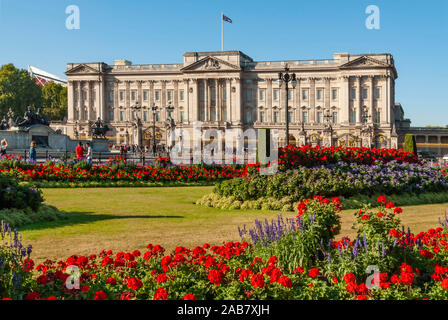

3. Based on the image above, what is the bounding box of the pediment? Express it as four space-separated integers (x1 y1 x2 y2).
181 56 241 72
66 64 101 75
340 56 390 69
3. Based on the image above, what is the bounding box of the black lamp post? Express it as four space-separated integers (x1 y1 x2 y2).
278 64 297 146
151 103 158 156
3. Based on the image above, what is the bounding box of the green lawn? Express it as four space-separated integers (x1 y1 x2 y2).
19 187 448 262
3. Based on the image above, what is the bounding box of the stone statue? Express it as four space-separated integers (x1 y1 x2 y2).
91 117 109 139
7 108 15 127
0 118 9 130
15 106 50 128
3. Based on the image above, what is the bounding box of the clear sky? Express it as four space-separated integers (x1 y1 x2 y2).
0 0 447 126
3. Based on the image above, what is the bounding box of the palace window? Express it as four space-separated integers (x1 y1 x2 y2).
332 112 338 123
109 91 113 102
223 88 227 101
302 89 308 100
259 89 265 101
143 91 148 101
179 90 184 101
288 111 293 123
180 111 185 122
120 111 125 121
317 89 323 100
109 111 114 121
317 111 323 123
362 88 368 99
131 90 136 101
375 88 381 99
119 91 124 101
375 110 381 123
273 89 279 101
273 111 279 123
302 111 308 123
211 110 216 121
155 111 160 121
259 111 264 123
287 90 292 100
246 89 252 102
155 90 160 101
223 110 227 121
246 110 252 124
332 89 338 100
143 111 148 122
93 90 96 101
351 88 357 100
167 90 173 102
349 110 356 123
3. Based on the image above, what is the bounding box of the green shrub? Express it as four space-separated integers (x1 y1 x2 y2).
0 205 67 228
403 134 417 154
0 176 43 211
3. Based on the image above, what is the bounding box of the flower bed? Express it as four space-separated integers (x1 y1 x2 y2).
277 145 419 170
0 161 248 187
198 161 448 211
2 196 448 300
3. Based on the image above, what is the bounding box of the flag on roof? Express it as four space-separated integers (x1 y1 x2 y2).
222 14 232 23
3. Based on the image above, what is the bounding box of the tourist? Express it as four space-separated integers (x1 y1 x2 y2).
0 139 8 157
29 141 37 163
75 142 85 160
86 142 93 164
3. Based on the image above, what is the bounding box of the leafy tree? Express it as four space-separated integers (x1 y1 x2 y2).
403 134 417 154
0 64 41 118
41 82 67 121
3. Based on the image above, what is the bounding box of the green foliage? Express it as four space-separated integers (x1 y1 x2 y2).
0 205 67 228
41 82 67 121
403 134 417 154
0 176 43 211
0 64 41 118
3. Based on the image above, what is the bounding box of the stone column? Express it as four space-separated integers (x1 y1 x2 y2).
236 78 243 124
113 80 119 122
204 79 209 122
137 80 143 120
161 80 167 120
295 78 301 122
125 81 131 121
67 81 75 121
87 81 93 121
266 79 273 123
226 78 232 122
357 76 362 124
369 75 375 123
340 76 350 125
309 78 316 123
381 75 388 124
184 79 191 123
174 80 179 122
216 79 221 122
324 77 331 111
78 81 83 120
192 79 199 121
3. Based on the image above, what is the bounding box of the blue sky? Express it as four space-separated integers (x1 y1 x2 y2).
0 0 447 126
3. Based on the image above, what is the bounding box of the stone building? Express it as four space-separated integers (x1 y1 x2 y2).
61 50 400 149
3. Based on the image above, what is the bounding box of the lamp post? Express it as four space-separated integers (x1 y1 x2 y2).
278 64 297 146
151 103 158 156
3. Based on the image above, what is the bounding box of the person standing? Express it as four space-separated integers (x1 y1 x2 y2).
29 141 37 163
86 142 93 164
0 139 7 157
75 142 85 160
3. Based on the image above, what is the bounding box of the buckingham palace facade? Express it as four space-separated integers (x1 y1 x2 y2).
61 50 401 149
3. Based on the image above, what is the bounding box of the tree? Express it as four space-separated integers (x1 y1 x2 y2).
403 134 417 154
0 64 41 118
41 82 67 121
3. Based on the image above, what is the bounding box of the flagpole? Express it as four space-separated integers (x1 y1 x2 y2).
221 12 223 51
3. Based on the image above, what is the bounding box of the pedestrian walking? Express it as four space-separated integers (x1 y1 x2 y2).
0 139 7 157
29 141 37 163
